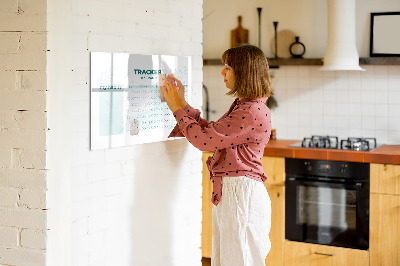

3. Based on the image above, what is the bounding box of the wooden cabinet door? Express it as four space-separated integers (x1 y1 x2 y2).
370 163 400 195
262 156 285 186
264 184 284 266
370 193 400 266
201 152 213 258
284 241 369 266
262 156 285 265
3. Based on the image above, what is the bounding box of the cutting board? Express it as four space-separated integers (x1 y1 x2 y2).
231 16 249 48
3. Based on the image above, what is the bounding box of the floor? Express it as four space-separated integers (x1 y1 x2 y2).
202 257 211 266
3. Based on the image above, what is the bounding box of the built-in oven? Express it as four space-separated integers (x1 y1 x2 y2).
285 158 370 250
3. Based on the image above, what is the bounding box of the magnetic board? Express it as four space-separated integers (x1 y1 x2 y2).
90 52 192 150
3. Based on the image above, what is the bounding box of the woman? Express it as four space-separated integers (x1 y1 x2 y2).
162 44 273 266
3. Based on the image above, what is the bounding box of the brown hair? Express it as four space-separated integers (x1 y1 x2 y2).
221 44 273 99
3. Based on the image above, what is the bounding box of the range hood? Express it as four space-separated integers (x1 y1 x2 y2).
320 0 365 71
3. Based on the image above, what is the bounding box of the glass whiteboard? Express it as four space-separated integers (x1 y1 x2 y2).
90 52 192 150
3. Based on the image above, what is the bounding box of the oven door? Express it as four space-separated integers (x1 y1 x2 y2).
285 177 369 250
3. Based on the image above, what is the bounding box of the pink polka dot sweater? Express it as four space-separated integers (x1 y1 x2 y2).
169 97 271 206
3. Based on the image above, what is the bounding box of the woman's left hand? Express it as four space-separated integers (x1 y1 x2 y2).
161 79 184 113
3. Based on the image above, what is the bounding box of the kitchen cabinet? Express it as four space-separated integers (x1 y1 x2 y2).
264 184 284 266
284 241 369 266
370 163 400 266
261 141 400 266
261 156 285 186
201 154 286 266
370 163 400 195
202 156 400 265
201 152 213 258
370 193 400 266
261 156 285 266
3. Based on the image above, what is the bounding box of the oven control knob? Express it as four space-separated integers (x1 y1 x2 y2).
340 164 347 174
304 161 312 171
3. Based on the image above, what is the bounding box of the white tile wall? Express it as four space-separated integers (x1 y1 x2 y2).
272 65 400 144
203 65 400 144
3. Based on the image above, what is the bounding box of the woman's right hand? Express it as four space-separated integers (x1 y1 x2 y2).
167 74 187 108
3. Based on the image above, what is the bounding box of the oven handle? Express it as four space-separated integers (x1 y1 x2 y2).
314 252 335 257
286 177 364 189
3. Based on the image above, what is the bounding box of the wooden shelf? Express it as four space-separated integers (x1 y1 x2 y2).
203 57 400 67
202 59 223 66
268 58 322 67
359 57 400 65
203 58 323 67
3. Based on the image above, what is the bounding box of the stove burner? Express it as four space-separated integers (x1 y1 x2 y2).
295 136 378 151
340 137 377 151
301 135 339 149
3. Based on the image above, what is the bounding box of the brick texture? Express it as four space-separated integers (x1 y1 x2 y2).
0 187 19 208
21 229 47 249
0 0 47 264
0 247 46 266
3 0 204 265
0 208 47 230
0 227 19 247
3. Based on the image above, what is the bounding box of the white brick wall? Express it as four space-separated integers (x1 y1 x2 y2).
0 187 19 208
3 1 204 265
0 208 46 230
0 247 46 266
47 1 203 266
0 227 19 247
0 0 48 265
0 169 47 190
21 229 47 250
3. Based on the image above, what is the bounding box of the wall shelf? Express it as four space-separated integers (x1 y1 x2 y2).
359 57 400 65
268 58 323 67
203 57 400 67
203 58 323 67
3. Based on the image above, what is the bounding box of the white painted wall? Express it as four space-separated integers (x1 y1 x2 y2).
0 0 48 265
203 0 400 58
47 0 203 266
203 0 400 144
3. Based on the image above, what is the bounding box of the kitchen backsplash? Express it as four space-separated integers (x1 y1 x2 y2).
203 65 400 144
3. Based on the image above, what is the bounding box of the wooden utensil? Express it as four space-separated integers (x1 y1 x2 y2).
231 16 249 48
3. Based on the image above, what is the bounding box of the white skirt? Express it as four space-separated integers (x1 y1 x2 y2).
212 176 271 266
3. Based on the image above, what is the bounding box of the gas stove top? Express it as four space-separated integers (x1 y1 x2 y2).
289 135 382 151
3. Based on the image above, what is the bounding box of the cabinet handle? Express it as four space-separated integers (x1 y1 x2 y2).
314 252 335 257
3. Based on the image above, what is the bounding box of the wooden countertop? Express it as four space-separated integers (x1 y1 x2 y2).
263 139 400 165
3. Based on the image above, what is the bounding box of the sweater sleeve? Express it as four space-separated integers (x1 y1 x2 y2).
168 104 210 138
172 106 257 152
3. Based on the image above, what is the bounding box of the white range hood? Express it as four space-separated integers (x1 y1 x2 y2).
320 0 365 71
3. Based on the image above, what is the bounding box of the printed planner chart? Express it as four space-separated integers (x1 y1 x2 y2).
90 52 192 150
